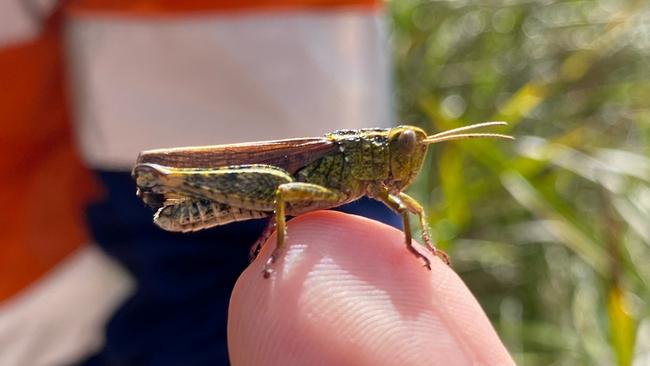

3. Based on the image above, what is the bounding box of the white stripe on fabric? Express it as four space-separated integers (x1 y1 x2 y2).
0 245 133 366
66 11 392 170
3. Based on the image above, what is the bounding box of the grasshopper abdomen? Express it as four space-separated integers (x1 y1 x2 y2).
154 198 268 232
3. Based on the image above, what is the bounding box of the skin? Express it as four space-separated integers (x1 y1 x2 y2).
228 211 515 366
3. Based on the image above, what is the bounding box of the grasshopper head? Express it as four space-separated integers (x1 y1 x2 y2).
387 122 514 191
387 125 429 188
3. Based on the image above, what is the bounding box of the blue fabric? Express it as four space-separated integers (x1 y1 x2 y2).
81 171 400 366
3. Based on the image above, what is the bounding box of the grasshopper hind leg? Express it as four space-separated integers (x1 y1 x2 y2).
249 218 275 262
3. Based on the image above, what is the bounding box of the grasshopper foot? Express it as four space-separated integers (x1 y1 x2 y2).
422 257 432 271
262 257 275 278
262 247 282 279
437 250 451 266
406 244 432 271
250 246 261 263
429 247 451 266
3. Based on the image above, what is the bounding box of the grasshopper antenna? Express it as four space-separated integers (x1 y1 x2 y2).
424 121 514 144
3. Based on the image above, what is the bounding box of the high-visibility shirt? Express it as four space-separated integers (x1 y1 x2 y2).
1 0 389 299
1 1 390 365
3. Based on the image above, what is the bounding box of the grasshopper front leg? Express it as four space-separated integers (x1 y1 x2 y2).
374 189 432 270
396 192 450 265
264 182 347 278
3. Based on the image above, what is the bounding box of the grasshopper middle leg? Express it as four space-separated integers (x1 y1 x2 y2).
397 192 450 265
264 182 347 278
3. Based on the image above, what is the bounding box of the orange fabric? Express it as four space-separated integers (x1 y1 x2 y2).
67 0 380 16
0 5 99 300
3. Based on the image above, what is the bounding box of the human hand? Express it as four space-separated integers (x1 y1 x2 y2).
228 211 515 366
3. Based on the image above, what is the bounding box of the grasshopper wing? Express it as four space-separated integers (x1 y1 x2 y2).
134 137 337 210
135 137 336 174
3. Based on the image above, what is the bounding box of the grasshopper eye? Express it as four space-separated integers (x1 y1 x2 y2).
396 129 417 154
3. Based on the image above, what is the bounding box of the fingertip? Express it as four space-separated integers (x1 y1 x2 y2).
229 211 513 366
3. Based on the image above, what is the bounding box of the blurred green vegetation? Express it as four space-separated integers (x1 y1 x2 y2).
389 0 650 365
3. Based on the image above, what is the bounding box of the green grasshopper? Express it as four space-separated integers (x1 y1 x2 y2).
132 122 513 277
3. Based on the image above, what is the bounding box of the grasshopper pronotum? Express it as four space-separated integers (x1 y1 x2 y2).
133 122 513 277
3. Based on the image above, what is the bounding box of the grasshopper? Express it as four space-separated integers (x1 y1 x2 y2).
132 122 513 277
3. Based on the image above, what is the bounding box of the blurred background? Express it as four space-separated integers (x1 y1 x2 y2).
1 0 649 365
391 0 650 365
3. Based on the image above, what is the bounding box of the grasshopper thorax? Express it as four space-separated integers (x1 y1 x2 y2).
386 125 429 191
